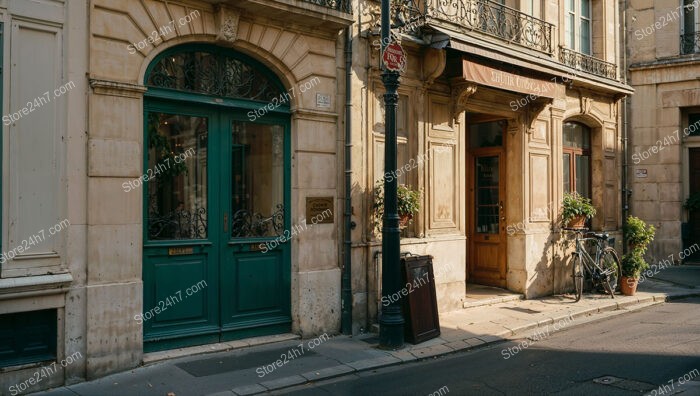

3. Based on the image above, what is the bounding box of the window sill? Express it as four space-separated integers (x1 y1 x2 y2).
0 273 73 299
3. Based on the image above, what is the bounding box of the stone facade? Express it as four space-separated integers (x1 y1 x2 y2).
351 0 630 330
626 0 700 262
0 0 633 392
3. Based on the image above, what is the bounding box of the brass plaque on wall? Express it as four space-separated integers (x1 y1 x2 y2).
306 197 334 224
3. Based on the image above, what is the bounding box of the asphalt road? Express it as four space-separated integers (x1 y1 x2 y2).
274 298 700 396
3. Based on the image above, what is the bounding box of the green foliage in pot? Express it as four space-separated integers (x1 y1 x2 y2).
621 250 649 279
373 181 421 226
685 192 700 212
561 192 596 226
623 216 656 251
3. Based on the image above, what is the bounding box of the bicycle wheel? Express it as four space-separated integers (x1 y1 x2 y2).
598 247 621 299
572 254 583 302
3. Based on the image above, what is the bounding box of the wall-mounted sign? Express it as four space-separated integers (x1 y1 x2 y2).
635 169 648 178
168 247 194 256
316 93 331 109
383 42 406 72
461 59 557 99
306 197 334 224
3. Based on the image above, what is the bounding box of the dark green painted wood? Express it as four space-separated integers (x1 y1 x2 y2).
143 45 291 351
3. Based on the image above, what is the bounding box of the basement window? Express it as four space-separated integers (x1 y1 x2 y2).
0 309 57 368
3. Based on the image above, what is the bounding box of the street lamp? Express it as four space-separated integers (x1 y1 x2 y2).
379 0 405 350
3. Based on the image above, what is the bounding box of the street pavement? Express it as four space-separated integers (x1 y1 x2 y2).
32 265 700 396
277 297 700 395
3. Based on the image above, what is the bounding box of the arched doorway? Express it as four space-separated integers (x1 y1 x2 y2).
141 44 291 351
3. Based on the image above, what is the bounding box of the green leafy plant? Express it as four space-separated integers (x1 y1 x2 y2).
684 192 700 212
561 192 596 226
623 216 656 252
373 181 421 231
620 250 650 278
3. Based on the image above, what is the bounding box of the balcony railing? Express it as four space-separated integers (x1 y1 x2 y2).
300 0 351 13
419 0 554 54
559 47 617 80
681 32 700 55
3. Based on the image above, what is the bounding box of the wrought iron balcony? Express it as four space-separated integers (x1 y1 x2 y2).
559 47 617 80
417 0 554 54
300 0 351 13
681 32 700 55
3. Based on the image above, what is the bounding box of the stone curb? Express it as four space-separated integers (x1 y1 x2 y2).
243 289 700 395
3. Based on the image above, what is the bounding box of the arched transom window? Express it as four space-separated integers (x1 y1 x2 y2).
146 49 284 102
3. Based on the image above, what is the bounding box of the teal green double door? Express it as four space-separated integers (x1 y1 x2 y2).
142 101 291 351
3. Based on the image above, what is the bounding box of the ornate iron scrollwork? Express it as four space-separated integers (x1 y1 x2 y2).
302 0 351 13
231 204 285 238
147 51 283 102
681 32 700 55
423 0 554 54
148 207 208 240
559 47 617 80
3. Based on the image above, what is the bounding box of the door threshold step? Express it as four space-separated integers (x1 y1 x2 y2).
142 333 300 365
462 293 524 309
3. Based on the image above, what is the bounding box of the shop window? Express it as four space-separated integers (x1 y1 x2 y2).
0 309 57 368
563 122 591 198
565 0 592 55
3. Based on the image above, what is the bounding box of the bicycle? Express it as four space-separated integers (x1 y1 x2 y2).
563 228 621 301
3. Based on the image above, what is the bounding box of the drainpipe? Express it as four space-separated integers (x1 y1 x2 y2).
622 0 630 254
341 25 354 335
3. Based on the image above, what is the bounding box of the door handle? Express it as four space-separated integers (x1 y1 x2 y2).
224 212 229 233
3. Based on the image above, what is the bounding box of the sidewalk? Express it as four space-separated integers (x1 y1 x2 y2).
36 266 700 396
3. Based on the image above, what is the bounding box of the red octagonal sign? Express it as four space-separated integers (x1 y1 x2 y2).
383 41 406 72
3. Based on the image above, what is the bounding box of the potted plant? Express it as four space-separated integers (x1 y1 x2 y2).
621 215 655 296
373 181 421 231
561 192 596 229
623 215 656 251
620 251 649 296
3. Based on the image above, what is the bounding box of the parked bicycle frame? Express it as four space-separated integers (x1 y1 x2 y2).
564 228 621 301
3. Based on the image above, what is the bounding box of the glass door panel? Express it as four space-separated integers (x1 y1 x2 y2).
147 112 209 240
230 122 285 238
475 156 500 234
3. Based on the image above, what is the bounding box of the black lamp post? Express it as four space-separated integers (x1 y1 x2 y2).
378 0 405 350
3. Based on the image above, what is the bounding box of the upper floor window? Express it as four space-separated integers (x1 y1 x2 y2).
682 0 700 54
522 0 542 18
565 0 591 55
563 122 591 198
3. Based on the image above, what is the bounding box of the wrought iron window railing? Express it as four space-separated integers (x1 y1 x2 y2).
420 0 554 54
681 32 700 55
559 47 617 80
300 0 351 13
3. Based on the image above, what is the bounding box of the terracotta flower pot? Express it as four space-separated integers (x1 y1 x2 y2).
399 214 412 228
620 276 638 296
567 215 587 229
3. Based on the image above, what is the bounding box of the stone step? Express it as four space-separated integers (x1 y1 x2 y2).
462 293 524 309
